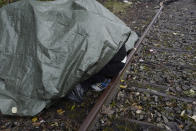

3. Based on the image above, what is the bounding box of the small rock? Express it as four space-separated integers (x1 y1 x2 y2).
117 91 125 100
153 96 158 102
162 115 169 123
157 112 162 117
147 118 152 122
139 115 144 120
176 87 182 92
156 117 161 122
187 109 192 115
166 122 182 131
136 110 142 114
139 58 144 62
100 119 104 124
135 92 140 96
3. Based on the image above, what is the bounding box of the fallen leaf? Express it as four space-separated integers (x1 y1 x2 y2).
50 122 58 127
120 85 127 88
57 109 65 115
136 105 143 110
32 117 38 123
71 104 76 111
121 79 125 82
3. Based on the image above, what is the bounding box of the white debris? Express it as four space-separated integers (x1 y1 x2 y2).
173 32 178 35
139 58 144 62
135 92 140 96
140 66 145 70
123 0 132 4
40 120 46 123
132 76 137 80
149 49 154 52
180 110 185 117
100 119 105 124
121 56 127 63
136 110 142 114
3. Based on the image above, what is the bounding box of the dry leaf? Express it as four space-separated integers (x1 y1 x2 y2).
51 122 58 127
120 85 127 88
188 115 196 122
32 117 38 123
71 105 76 111
57 109 65 115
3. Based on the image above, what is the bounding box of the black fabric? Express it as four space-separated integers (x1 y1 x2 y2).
81 44 126 87
67 44 127 102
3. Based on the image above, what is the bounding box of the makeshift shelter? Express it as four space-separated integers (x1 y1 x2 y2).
0 0 138 116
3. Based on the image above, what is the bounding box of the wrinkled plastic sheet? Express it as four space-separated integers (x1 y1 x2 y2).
0 0 138 116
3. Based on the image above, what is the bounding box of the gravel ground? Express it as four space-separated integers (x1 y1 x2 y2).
96 0 196 131
0 0 195 131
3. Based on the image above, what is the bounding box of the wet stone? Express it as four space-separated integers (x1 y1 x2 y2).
176 86 182 92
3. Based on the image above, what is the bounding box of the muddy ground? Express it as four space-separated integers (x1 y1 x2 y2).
0 0 196 131
95 0 196 131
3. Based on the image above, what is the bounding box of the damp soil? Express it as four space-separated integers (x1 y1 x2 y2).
0 0 195 131
95 0 196 131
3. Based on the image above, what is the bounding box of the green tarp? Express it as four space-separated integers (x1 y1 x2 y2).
0 0 138 116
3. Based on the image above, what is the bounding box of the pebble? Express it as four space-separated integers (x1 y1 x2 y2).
135 92 140 96
157 112 162 117
100 119 104 124
175 86 182 92
139 58 144 62
153 96 158 102
139 115 144 120
136 110 142 114
162 115 169 123
156 116 161 122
